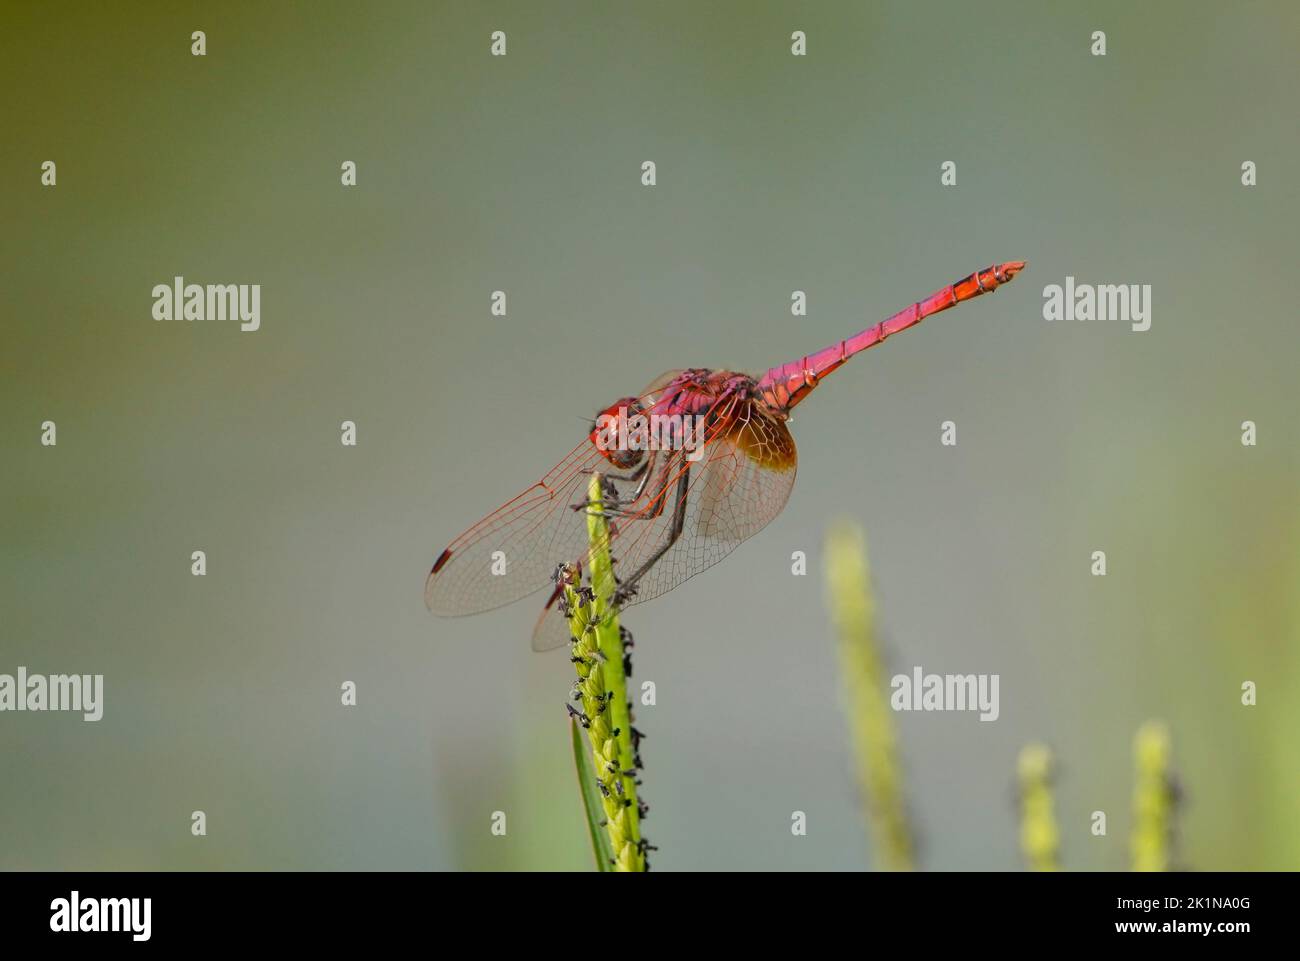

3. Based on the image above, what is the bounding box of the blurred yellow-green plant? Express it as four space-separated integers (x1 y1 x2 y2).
1010 722 1182 872
1016 743 1060 871
1131 720 1179 871
562 473 646 872
824 520 915 871
825 516 1195 875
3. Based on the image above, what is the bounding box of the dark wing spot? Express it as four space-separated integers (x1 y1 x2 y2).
431 547 453 575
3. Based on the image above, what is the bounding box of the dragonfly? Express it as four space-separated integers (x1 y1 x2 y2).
426 261 1025 650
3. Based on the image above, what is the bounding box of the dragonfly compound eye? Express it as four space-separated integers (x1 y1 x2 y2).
589 397 648 470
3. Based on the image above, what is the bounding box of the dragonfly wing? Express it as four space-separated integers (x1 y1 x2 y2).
427 374 688 622
530 584 578 652
637 369 686 396
424 439 609 616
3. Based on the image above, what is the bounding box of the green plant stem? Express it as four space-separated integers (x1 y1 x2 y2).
570 718 614 871
825 520 915 871
1017 743 1061 871
1131 720 1176 871
565 473 644 872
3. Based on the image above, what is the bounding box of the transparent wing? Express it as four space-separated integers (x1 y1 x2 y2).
424 371 685 618
423 438 611 616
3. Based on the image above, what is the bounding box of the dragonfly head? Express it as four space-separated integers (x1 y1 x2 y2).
589 396 649 470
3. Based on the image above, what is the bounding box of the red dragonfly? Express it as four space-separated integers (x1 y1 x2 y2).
426 261 1025 650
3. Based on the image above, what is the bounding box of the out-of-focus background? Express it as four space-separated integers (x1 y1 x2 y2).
2 1 1296 871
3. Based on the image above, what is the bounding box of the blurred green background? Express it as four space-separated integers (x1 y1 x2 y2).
2 0 1296 870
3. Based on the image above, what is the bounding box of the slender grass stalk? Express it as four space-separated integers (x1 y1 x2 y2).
563 473 645 872
1016 743 1061 871
570 718 614 872
824 520 915 871
1131 720 1177 871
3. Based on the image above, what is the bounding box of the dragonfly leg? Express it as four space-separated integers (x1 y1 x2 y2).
582 457 650 488
612 465 690 608
571 452 658 515
571 505 639 530
582 462 644 482
603 453 656 508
